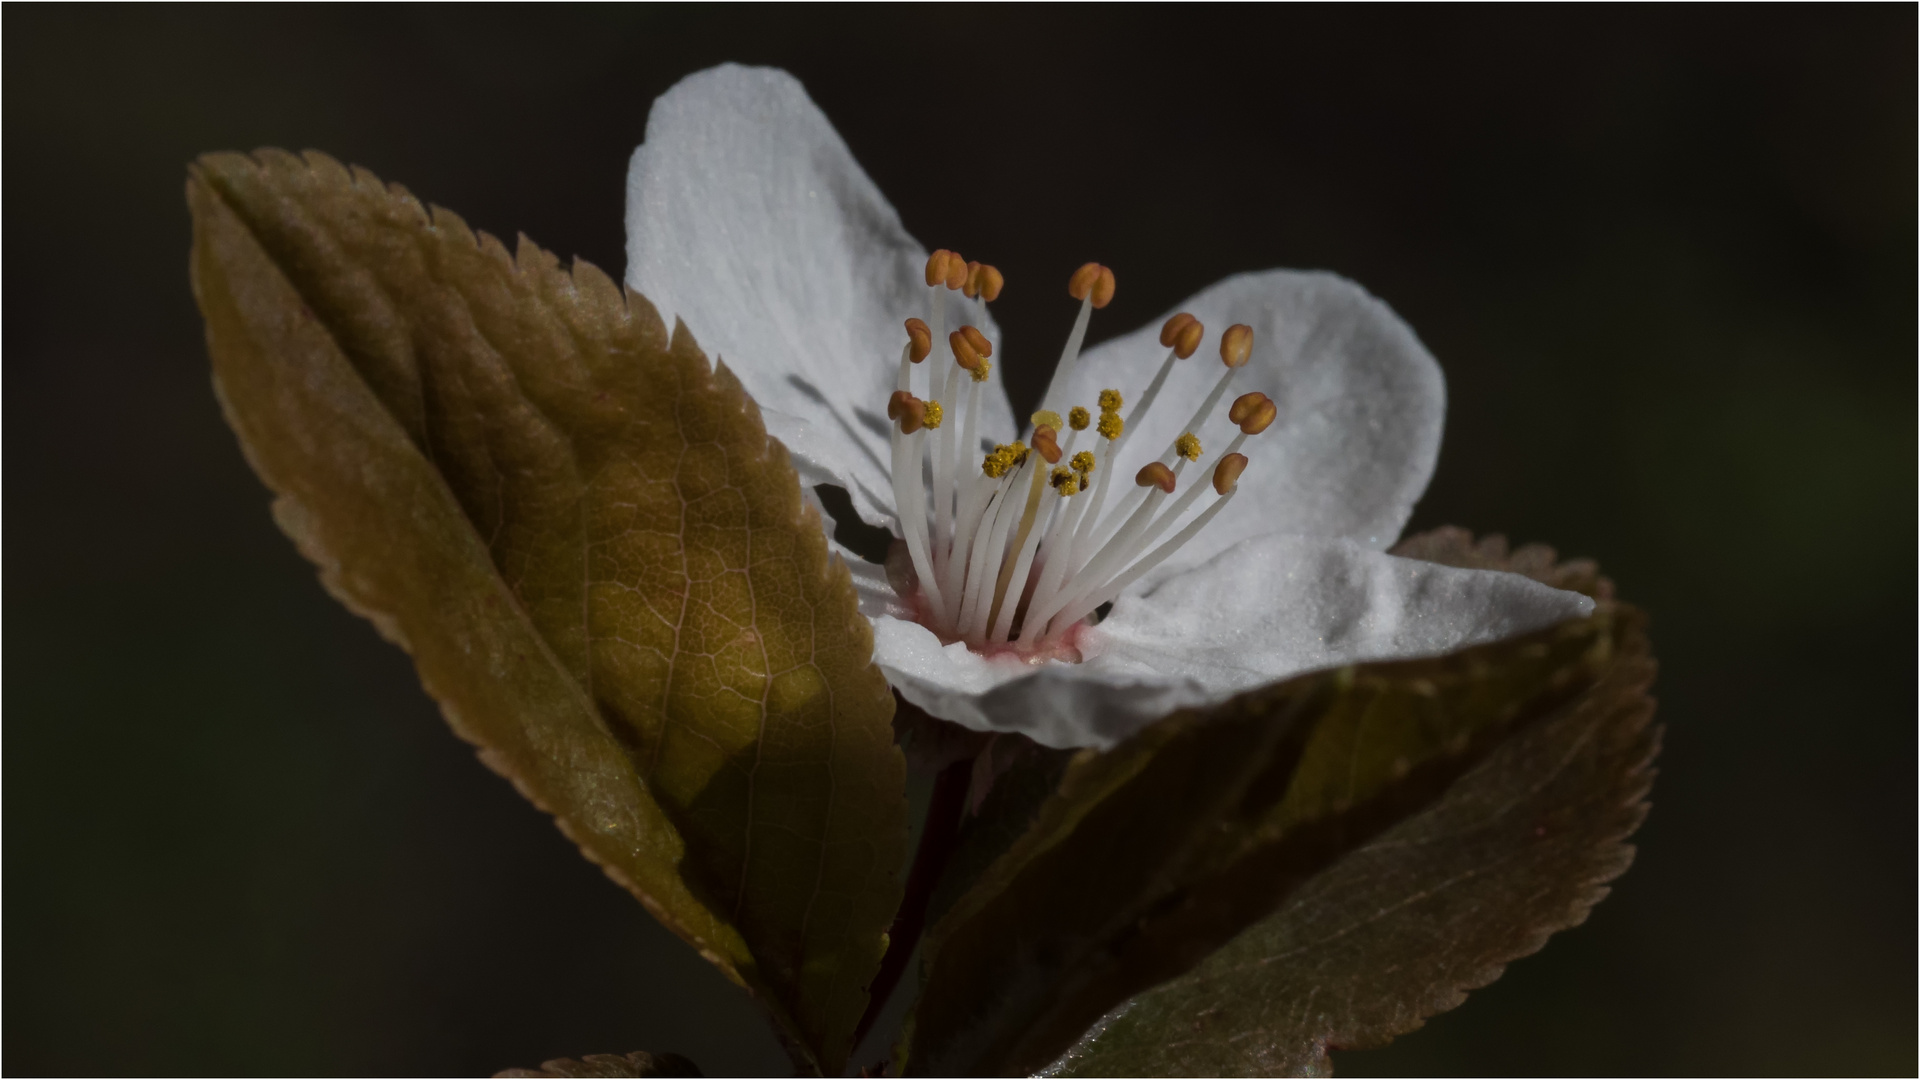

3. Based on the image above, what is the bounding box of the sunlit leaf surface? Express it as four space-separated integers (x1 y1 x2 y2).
187 150 905 1074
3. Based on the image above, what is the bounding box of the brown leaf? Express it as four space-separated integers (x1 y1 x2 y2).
496 1050 702 1078
187 150 904 1073
1042 532 1657 1077
906 594 1631 1076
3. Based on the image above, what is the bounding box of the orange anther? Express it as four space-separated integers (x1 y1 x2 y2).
1212 452 1249 495
945 251 969 290
1068 262 1103 302
890 390 929 433
1172 318 1204 359
962 261 983 299
950 330 984 372
1220 323 1254 368
957 324 993 358
1239 396 1277 435
1159 312 1197 348
887 389 916 421
925 249 954 287
974 263 1005 302
1135 461 1177 493
905 317 932 363
1090 265 1116 309
1032 426 1063 465
1228 391 1269 426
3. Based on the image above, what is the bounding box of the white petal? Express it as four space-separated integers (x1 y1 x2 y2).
1091 532 1593 700
625 64 1016 530
1060 270 1444 588
872 534 1592 750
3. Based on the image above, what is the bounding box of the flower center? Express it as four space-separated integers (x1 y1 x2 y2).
885 251 1275 660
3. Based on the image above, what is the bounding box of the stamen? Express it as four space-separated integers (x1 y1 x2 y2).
885 257 1275 655
1135 461 1177 493
1032 425 1063 464
1219 323 1254 368
1213 452 1249 494
987 460 1050 640
1228 390 1266 426
1233 392 1277 434
974 263 1005 302
905 318 932 364
925 249 957 287
962 261 1006 301
888 389 923 429
1159 312 1204 359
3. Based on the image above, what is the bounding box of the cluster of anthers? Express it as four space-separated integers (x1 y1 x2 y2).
885 250 1276 661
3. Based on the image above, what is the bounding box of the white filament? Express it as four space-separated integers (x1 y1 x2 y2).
885 280 1262 652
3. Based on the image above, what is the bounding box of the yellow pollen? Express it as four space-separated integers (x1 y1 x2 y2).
970 358 992 383
1096 411 1124 440
981 441 1025 478
1070 450 1096 474
1097 388 1123 412
922 400 944 429
1175 432 1202 460
1049 466 1079 496
1068 406 1091 431
1031 410 1064 432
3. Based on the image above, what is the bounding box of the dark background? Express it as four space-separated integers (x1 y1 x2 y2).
6 5 1914 1076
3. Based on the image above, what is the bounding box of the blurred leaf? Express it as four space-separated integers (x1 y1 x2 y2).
906 591 1639 1076
496 1050 703 1078
187 150 904 1074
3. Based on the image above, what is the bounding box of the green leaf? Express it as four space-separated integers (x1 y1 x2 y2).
187 150 905 1074
905 593 1640 1076
496 1051 703 1078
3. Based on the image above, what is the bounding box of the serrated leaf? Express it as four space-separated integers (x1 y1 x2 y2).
496 1051 703 1078
905 597 1633 1077
186 150 905 1073
1042 607 1656 1076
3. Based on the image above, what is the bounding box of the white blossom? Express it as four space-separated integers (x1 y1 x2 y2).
624 64 1592 749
